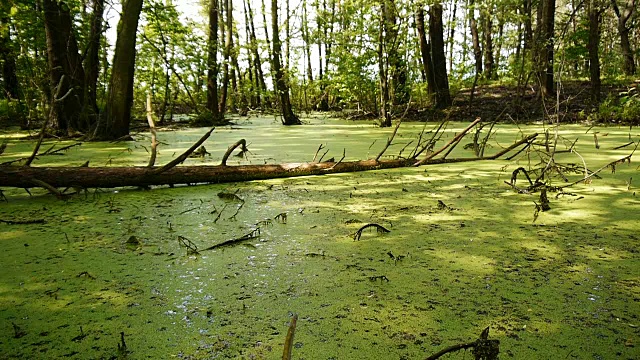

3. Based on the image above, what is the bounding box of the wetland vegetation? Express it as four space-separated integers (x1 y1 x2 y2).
1 0 640 358
1 117 639 359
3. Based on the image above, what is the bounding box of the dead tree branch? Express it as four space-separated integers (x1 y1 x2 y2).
414 118 482 166
150 127 215 175
221 139 249 166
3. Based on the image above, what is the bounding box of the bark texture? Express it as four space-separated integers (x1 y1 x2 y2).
271 0 301 125
0 160 413 188
429 4 452 109
100 0 143 139
206 0 221 118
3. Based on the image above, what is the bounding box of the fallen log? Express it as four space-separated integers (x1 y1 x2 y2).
0 152 528 189
0 159 412 188
0 123 538 190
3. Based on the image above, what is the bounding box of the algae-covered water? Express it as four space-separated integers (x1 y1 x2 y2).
0 116 639 359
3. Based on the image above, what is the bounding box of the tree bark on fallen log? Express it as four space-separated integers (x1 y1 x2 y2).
0 152 526 189
0 120 538 190
0 159 413 188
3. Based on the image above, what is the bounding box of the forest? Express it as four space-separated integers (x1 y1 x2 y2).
0 0 638 132
0 0 639 359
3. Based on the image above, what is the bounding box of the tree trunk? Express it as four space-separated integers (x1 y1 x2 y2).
416 7 436 99
99 0 143 140
429 4 452 109
85 0 104 115
219 0 233 116
378 0 391 127
0 159 415 189
42 0 89 135
206 0 221 121
271 0 301 125
0 2 19 100
244 0 266 106
481 10 494 79
232 24 249 116
611 0 636 75
317 0 330 112
385 0 409 105
523 0 533 50
494 14 504 80
447 0 457 73
587 0 601 103
261 0 278 109
468 0 483 76
0 125 536 190
534 0 555 97
302 0 313 83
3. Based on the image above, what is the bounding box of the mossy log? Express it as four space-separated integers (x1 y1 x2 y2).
0 153 526 189
0 159 415 188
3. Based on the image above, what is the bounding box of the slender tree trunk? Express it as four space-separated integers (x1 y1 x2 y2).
416 7 436 99
429 4 452 109
271 0 300 125
219 0 233 115
468 0 483 75
317 0 329 111
244 0 266 106
85 0 104 115
494 14 504 80
588 0 601 102
232 23 248 115
0 2 19 100
285 0 290 70
378 0 391 127
534 0 555 97
385 0 409 105
302 0 313 83
262 0 278 109
611 0 636 75
207 0 221 119
481 9 494 79
99 0 143 139
447 0 457 73
523 0 532 50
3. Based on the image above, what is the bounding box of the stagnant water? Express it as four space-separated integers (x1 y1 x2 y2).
1 116 638 359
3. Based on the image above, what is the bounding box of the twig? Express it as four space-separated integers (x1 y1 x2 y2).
312 144 325 162
353 223 390 241
0 218 46 225
203 228 261 250
559 143 638 189
613 141 634 150
221 139 249 166
146 93 158 167
29 178 64 198
151 126 215 175
426 327 499 360
25 75 67 166
376 118 403 161
327 149 346 170
282 313 298 360
178 235 200 255
415 118 482 166
43 143 82 155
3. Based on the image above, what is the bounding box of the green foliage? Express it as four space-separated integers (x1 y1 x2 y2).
593 85 640 124
190 110 230 126
0 99 26 126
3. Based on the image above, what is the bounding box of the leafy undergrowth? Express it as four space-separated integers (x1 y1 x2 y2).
0 118 639 359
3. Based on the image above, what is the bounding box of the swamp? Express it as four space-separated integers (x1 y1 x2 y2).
0 116 639 359
2 0 640 358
